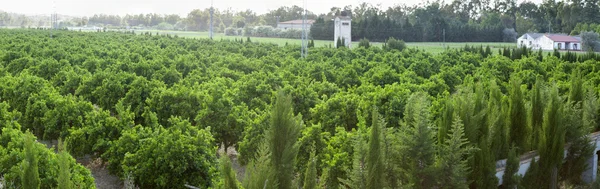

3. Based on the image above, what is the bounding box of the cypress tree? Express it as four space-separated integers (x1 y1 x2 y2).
508 77 528 152
583 89 599 132
530 77 545 150
366 109 383 189
219 155 239 189
438 100 454 145
57 139 73 189
489 81 509 160
267 90 303 189
21 132 40 189
243 142 272 189
569 69 584 105
537 85 566 189
560 88 596 185
521 156 538 189
303 151 317 189
437 116 475 189
340 127 367 189
502 146 520 189
401 93 436 188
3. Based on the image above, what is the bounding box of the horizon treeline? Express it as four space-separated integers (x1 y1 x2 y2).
2 0 600 42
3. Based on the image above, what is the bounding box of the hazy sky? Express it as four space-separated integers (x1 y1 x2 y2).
3 0 542 17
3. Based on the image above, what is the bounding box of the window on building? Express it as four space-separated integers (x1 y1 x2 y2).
342 22 349 26
529 41 532 46
574 44 578 50
557 43 562 49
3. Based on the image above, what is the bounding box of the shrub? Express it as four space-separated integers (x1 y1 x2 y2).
384 37 406 51
358 38 370 48
581 31 600 52
225 27 239 36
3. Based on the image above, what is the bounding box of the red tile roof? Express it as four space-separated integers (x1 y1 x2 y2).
546 34 580 42
279 20 316 25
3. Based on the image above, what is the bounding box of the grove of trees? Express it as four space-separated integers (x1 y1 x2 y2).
1 29 600 188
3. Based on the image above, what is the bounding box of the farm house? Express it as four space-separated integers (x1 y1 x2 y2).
518 33 582 51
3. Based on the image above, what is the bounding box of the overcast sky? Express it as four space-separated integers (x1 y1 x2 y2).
2 0 542 17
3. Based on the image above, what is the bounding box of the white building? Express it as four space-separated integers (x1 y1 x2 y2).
277 19 315 30
334 16 352 48
517 33 582 51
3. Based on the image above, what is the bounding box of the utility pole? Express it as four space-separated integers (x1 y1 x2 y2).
301 0 308 58
51 0 56 38
443 29 445 48
209 0 214 39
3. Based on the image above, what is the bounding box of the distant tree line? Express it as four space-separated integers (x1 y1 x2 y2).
1 0 600 40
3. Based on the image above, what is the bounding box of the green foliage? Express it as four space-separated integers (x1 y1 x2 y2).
104 117 218 188
384 37 406 51
0 121 95 188
436 116 476 189
502 146 520 189
1 29 600 188
358 38 370 49
560 88 596 186
57 140 73 189
243 142 272 189
303 151 317 189
21 132 40 189
569 69 584 104
366 109 384 189
400 92 436 188
267 90 303 189
489 81 509 160
218 155 240 189
530 77 545 150
508 76 528 152
339 128 367 189
536 85 566 189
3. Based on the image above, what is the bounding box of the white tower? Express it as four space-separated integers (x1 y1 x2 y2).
334 16 351 48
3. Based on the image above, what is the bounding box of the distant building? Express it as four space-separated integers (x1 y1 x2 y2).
518 33 582 51
334 16 351 48
276 19 315 30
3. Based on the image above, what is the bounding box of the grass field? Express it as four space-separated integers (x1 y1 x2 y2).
135 29 516 54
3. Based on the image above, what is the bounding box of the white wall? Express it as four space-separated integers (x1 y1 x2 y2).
517 34 538 49
277 23 311 30
538 36 555 50
334 18 351 48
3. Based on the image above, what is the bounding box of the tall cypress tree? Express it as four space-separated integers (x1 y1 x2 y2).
243 142 272 189
340 128 367 189
489 81 509 160
561 88 596 185
502 146 520 189
57 139 73 189
303 150 317 189
219 155 239 189
569 69 584 105
508 77 528 152
438 100 454 145
366 109 384 189
537 85 566 189
530 77 545 150
21 132 40 189
401 93 436 188
437 116 475 189
267 90 303 189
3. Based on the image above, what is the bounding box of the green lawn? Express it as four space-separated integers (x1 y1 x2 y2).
135 29 516 53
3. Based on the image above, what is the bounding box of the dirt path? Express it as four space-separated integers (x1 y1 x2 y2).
77 157 122 189
40 140 122 189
